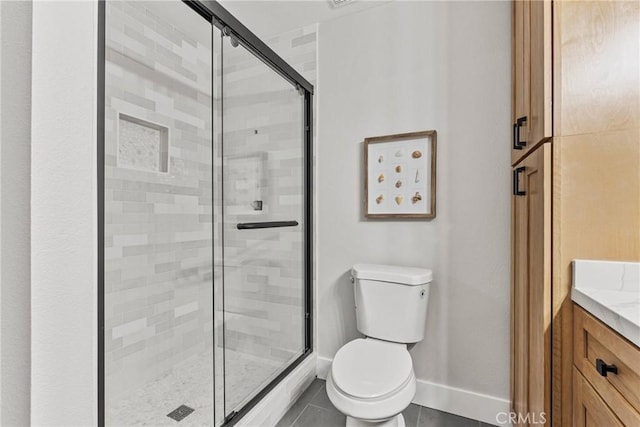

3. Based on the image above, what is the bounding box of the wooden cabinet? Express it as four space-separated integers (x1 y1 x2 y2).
510 143 551 425
573 367 624 427
553 129 640 425
553 1 640 137
572 305 640 426
511 0 640 424
511 3 553 423
511 0 552 165
551 1 640 425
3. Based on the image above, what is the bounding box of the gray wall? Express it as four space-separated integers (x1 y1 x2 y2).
317 0 512 401
0 1 32 425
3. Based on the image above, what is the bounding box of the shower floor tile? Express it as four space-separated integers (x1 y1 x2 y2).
106 348 283 426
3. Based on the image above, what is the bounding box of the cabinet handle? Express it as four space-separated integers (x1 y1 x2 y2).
595 358 618 377
513 167 526 196
512 123 522 150
515 116 527 148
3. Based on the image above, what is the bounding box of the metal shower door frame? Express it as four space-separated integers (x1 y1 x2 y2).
97 0 314 425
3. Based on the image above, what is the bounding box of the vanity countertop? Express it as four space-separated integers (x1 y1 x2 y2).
571 259 640 348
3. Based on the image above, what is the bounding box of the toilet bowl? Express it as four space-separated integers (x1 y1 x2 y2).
326 338 416 427
326 264 432 427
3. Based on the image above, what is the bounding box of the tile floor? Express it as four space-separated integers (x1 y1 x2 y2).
277 379 498 427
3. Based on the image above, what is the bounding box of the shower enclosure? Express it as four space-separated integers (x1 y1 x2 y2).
98 1 313 425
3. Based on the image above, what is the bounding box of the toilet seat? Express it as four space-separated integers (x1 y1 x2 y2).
327 338 416 421
332 338 413 399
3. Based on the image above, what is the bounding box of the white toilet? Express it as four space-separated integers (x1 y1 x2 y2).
326 264 432 427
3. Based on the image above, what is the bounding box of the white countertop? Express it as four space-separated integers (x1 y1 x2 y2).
572 259 640 348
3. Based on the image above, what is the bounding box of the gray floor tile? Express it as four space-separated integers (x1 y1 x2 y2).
403 403 421 427
418 407 479 427
292 405 346 427
304 379 325 399
479 423 498 427
309 385 335 411
276 378 324 427
277 378 485 427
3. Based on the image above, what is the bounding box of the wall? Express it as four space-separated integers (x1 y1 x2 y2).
316 1 511 422
31 2 98 424
0 1 32 425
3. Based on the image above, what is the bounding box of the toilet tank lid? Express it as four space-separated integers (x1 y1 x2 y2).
352 264 432 285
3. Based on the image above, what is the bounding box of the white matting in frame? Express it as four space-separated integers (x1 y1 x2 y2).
365 130 436 219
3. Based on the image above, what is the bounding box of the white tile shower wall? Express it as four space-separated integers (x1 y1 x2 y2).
218 24 316 369
104 1 213 411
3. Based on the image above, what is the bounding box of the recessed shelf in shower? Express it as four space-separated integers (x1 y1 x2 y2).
117 113 169 173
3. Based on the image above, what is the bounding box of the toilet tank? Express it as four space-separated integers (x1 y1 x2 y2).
352 264 432 343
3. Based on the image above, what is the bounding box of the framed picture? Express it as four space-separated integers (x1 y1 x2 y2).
364 130 436 219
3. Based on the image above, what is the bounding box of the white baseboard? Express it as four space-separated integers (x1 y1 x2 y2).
316 355 332 380
237 353 317 427
316 356 509 426
414 379 510 426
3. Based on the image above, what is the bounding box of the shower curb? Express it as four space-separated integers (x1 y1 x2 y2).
234 353 317 427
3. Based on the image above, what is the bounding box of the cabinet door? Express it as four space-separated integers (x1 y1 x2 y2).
573 367 624 427
512 0 552 165
513 0 526 141
527 0 552 147
511 143 551 425
573 305 640 426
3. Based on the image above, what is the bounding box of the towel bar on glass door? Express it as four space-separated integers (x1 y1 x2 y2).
236 221 299 230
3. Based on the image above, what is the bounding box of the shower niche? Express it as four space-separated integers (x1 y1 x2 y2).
117 113 170 174
99 1 313 425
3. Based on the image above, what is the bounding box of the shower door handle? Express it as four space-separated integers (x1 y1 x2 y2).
237 220 299 230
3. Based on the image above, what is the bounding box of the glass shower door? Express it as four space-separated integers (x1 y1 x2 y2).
102 1 311 424
220 34 307 417
103 2 217 425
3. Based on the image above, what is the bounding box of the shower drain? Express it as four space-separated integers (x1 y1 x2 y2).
167 405 195 422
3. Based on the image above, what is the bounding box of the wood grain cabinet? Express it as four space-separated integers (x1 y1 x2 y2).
511 0 640 424
572 305 640 426
551 1 640 425
510 143 551 425
511 3 553 423
511 0 552 165
573 367 624 427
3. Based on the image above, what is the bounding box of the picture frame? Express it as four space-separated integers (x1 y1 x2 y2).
364 130 436 219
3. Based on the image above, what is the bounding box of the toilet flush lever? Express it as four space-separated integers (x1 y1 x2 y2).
350 277 355 283
420 290 426 298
